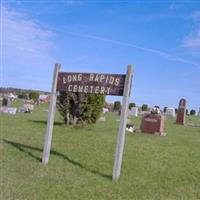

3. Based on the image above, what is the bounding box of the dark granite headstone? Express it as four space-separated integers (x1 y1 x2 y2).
140 114 165 136
176 98 186 125
2 98 11 107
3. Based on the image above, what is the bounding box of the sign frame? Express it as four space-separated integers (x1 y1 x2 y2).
42 63 133 182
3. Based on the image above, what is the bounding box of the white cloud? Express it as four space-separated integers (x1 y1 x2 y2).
168 2 181 11
65 0 82 5
168 0 191 11
191 11 200 21
182 10 200 50
53 29 200 68
183 30 200 48
2 6 55 65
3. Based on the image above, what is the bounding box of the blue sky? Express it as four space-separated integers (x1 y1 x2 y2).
1 0 200 111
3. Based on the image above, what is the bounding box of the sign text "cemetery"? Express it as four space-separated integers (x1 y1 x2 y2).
57 72 126 96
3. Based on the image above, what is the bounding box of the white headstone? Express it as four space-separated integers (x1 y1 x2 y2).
0 107 17 115
23 104 34 111
103 107 109 114
98 116 106 122
130 107 138 117
165 108 175 117
198 108 200 116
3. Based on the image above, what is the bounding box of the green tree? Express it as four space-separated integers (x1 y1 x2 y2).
141 104 148 111
29 92 39 101
129 102 136 109
57 92 105 126
114 101 121 111
190 109 196 115
18 92 28 99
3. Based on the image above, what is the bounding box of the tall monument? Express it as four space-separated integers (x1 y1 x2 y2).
176 98 187 125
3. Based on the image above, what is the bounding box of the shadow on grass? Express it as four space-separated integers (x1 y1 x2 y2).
2 139 112 180
27 119 63 126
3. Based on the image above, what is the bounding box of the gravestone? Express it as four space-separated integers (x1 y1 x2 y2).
176 99 187 125
98 116 106 122
130 107 138 117
165 107 175 117
0 107 17 115
198 108 200 117
18 104 34 113
103 108 109 114
24 104 34 111
140 112 165 136
2 98 11 107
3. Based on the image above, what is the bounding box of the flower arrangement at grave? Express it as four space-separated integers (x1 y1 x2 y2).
151 106 161 114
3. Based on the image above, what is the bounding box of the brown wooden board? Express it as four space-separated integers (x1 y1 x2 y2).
57 72 126 96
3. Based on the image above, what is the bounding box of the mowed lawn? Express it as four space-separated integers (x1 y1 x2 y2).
0 101 200 200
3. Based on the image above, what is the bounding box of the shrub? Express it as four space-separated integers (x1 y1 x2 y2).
114 101 121 111
57 92 105 126
141 104 148 111
18 92 28 99
190 109 196 115
29 92 39 101
129 102 136 109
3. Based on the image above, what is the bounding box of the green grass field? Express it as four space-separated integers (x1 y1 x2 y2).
1 100 200 200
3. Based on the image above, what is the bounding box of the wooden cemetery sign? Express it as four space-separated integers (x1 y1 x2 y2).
42 63 133 182
57 72 126 96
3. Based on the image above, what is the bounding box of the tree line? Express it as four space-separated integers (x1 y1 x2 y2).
10 90 198 125
114 101 197 115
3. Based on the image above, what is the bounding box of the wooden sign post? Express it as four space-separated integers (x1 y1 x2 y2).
112 65 133 181
42 63 61 164
42 64 133 181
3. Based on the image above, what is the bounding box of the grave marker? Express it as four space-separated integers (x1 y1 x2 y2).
176 98 187 125
98 116 106 122
130 107 138 117
0 107 17 115
165 108 175 117
2 98 11 107
140 114 165 136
